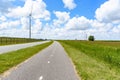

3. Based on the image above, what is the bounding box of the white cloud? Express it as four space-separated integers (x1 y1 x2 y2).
91 20 113 32
0 29 29 38
0 0 13 13
95 0 120 24
20 17 29 30
0 0 51 38
0 0 120 40
53 11 70 27
20 17 43 34
7 0 50 20
32 19 42 34
0 22 8 29
0 16 7 22
0 20 20 30
62 0 76 10
112 25 120 33
65 16 91 30
32 0 50 20
8 20 20 28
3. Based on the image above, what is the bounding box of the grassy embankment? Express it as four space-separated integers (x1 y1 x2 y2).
0 37 44 46
59 40 120 80
0 41 53 74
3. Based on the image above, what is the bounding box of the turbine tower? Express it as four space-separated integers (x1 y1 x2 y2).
29 13 31 39
84 31 87 40
29 3 33 39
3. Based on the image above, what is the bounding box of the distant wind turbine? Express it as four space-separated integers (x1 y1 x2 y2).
84 31 88 40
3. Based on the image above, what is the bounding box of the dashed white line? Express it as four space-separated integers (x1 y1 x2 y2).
39 76 43 80
48 61 50 63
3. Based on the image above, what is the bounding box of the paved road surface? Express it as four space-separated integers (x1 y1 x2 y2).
0 41 79 80
0 41 49 54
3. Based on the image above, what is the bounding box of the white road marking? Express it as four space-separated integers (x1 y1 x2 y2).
48 61 50 63
0 78 1 80
39 76 43 80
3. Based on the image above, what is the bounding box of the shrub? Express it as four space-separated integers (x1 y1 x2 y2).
88 35 95 41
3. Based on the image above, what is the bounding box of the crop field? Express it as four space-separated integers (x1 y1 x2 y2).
59 40 120 80
0 37 43 46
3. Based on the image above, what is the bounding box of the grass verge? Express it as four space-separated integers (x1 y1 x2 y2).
59 41 120 80
0 41 53 74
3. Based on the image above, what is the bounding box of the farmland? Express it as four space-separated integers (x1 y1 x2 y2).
59 40 120 80
0 37 43 46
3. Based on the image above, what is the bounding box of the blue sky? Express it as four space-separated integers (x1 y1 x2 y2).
45 0 107 18
0 0 120 40
44 0 107 19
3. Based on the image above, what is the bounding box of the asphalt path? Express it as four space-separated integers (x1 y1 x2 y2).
0 41 49 54
0 41 79 80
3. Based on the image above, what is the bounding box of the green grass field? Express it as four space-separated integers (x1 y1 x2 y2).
59 40 120 80
0 41 53 74
0 37 43 46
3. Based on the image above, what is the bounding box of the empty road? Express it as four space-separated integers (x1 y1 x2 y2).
0 41 79 80
0 41 49 54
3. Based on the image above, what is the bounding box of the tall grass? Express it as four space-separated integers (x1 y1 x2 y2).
59 40 120 80
61 40 120 68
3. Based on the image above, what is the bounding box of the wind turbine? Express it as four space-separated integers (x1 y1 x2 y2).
84 31 88 40
28 2 33 39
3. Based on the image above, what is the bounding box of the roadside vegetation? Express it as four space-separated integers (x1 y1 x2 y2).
59 40 120 80
88 35 95 41
0 37 44 46
0 41 53 74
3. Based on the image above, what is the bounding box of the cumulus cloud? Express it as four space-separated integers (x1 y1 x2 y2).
43 0 120 40
32 19 42 34
62 0 76 10
8 20 20 28
112 25 120 33
90 20 113 32
65 16 91 30
0 0 51 38
0 0 120 40
95 0 120 24
0 20 20 30
53 11 70 27
20 17 29 30
7 0 50 20
0 16 7 22
0 29 29 38
0 0 14 13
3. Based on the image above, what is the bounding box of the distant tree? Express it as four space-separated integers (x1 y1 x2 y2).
88 35 95 41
